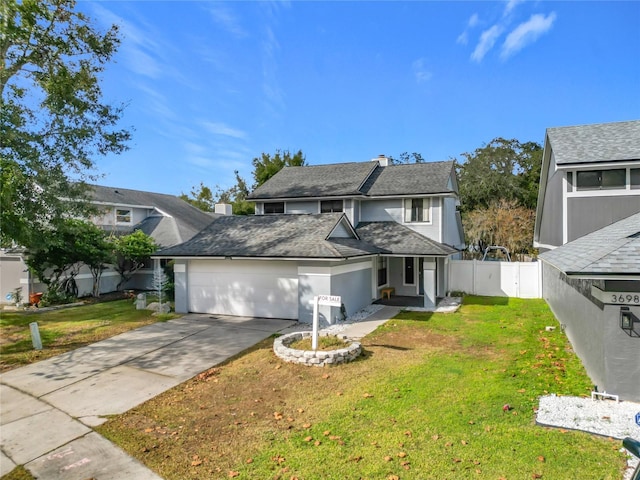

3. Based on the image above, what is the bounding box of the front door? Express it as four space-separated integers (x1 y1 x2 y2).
418 258 424 295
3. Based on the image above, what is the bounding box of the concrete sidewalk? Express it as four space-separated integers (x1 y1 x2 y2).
0 314 296 479
340 306 402 339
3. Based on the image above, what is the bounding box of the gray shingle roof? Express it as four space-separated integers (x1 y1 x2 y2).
362 161 455 196
247 160 455 200
547 120 640 165
156 214 458 259
356 222 458 256
156 213 377 259
539 212 640 275
89 185 216 247
248 162 377 199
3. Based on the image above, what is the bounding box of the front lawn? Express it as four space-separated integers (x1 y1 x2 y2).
0 299 176 372
97 297 626 479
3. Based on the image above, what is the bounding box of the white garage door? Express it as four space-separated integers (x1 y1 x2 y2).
188 260 298 319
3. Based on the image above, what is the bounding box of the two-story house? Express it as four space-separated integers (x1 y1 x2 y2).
0 185 215 302
534 120 640 401
157 156 465 323
534 120 640 251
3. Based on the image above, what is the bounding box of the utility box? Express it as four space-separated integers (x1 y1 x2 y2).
135 293 147 310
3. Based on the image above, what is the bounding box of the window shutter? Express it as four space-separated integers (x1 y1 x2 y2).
404 199 411 222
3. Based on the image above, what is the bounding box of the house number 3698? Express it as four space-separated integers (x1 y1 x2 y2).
611 294 640 304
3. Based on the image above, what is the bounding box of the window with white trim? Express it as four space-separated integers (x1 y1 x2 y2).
264 202 284 214
631 169 640 190
576 169 626 190
404 198 430 223
116 208 131 224
321 199 343 213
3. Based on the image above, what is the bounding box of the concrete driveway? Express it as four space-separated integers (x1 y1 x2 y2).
0 314 297 479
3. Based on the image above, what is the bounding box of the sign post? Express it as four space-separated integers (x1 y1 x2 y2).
30 322 43 350
311 295 342 350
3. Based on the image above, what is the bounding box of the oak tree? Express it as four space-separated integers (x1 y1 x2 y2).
1 0 130 246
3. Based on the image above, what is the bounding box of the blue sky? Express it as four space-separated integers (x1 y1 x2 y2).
84 1 640 196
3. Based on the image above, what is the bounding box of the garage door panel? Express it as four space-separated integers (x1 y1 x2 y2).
188 260 298 319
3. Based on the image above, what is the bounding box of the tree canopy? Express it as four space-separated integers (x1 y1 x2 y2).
113 230 157 290
179 182 216 212
26 219 113 299
1 0 130 246
182 149 306 215
252 149 306 188
455 138 542 256
456 138 542 213
388 152 425 164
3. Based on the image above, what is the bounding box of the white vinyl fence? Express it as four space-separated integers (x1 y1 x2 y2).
448 259 542 298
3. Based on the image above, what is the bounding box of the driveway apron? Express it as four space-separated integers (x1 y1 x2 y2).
0 314 296 479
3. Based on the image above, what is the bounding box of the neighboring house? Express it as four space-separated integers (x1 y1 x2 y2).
157 156 465 323
0 185 216 302
539 213 640 401
534 120 640 251
534 120 640 401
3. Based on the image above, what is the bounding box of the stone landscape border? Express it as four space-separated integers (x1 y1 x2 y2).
273 331 361 367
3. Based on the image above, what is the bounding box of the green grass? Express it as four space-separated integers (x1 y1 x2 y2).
0 299 177 372
290 335 350 351
98 296 625 479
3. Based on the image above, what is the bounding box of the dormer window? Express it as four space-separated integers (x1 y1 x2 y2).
576 169 626 190
404 198 431 223
321 200 343 213
116 208 132 224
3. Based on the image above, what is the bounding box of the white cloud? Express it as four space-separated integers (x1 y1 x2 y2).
202 121 247 139
91 4 166 79
206 4 247 38
501 12 557 59
412 58 433 83
471 25 503 62
186 155 216 168
503 0 523 17
456 13 479 45
457 31 469 46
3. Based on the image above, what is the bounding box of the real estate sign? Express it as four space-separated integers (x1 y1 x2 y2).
311 295 342 350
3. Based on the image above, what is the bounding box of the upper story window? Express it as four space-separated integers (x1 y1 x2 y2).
116 208 131 224
321 200 343 213
632 169 640 189
264 202 284 214
576 169 626 190
404 198 430 223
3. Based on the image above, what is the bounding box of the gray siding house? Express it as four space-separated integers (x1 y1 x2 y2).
157 156 465 323
534 120 640 251
1 186 215 302
534 120 640 401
